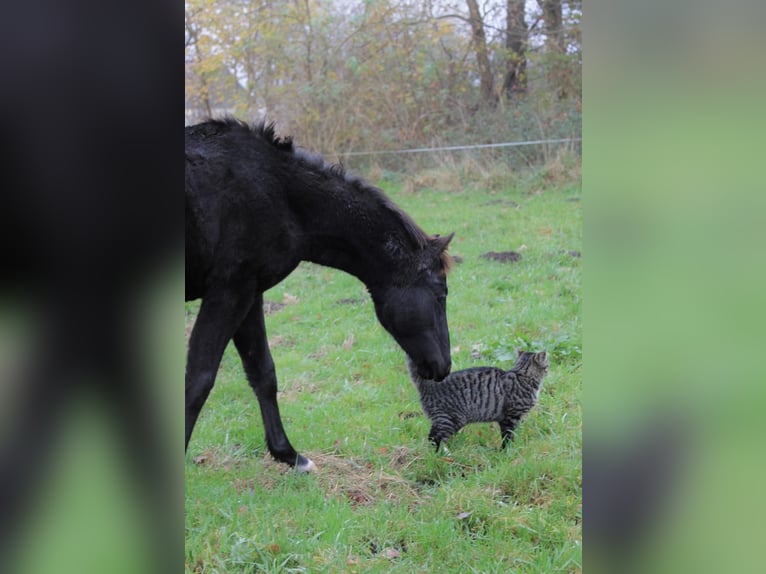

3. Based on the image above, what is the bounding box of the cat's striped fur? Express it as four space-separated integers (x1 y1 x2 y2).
406 350 549 450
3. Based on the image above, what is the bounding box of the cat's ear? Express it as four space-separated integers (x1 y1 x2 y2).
517 349 525 357
534 351 548 365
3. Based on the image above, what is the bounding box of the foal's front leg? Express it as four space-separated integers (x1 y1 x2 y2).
233 295 314 472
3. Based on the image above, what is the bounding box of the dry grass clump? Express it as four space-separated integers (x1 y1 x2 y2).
258 451 419 507
399 150 580 196
533 151 581 189
402 167 463 194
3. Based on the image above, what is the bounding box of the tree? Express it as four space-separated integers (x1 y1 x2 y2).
502 0 528 97
540 0 569 99
541 0 564 53
185 6 213 119
184 0 581 164
465 0 495 105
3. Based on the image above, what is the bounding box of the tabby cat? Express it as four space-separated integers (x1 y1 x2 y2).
406 350 549 450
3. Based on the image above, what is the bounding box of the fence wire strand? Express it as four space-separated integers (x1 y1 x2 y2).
339 137 582 157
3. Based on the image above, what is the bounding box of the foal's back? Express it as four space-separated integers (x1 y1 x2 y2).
185 120 302 300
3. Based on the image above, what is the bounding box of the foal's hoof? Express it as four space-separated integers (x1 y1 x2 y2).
295 455 315 473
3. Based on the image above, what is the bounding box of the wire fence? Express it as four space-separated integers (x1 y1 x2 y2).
341 137 582 157
338 134 581 174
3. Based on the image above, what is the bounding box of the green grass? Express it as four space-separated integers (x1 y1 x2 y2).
185 178 581 573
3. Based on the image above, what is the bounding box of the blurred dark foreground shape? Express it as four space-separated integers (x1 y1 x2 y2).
584 414 692 574
0 2 182 573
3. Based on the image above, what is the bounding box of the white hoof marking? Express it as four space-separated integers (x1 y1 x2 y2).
296 458 315 473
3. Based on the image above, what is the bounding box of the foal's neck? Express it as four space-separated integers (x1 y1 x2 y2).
293 173 415 286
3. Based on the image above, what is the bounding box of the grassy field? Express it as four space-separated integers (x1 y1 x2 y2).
185 175 581 573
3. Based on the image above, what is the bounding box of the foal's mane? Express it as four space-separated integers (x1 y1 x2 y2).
208 117 451 273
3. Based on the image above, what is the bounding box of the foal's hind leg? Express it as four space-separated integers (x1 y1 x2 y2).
186 288 255 450
233 295 313 472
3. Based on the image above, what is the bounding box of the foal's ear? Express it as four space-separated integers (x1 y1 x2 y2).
430 232 454 253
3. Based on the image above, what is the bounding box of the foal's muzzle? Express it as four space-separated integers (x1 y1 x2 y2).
420 357 451 382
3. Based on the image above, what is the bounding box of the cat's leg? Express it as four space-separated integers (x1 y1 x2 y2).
429 426 454 452
499 416 521 449
428 420 457 453
427 426 442 452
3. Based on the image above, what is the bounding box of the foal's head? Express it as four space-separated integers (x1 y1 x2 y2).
370 233 454 381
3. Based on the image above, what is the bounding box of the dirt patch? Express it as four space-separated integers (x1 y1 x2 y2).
481 251 521 263
386 445 420 470
278 379 318 403
190 444 249 472
482 199 519 208
307 346 329 360
366 539 407 560
566 250 581 258
233 477 257 494
263 300 285 315
268 334 295 348
258 451 417 507
190 437 423 508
